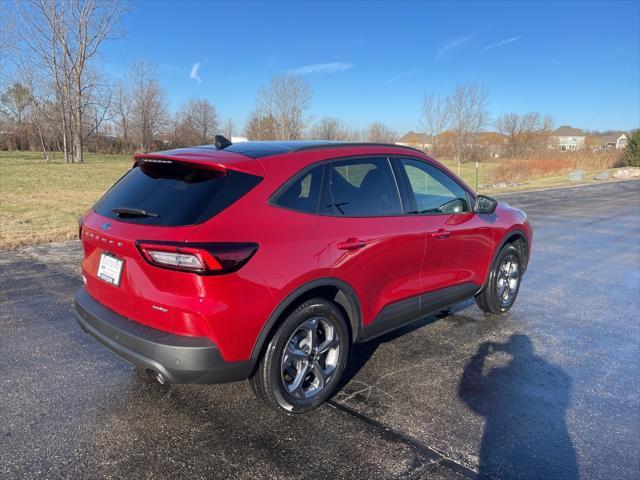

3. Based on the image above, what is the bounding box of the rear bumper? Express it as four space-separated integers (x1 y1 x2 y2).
74 288 254 384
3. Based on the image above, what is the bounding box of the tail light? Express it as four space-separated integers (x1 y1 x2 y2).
136 241 258 275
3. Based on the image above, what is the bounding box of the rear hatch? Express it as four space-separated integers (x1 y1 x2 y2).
80 153 262 336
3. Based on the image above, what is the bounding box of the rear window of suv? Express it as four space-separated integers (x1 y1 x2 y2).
322 157 402 216
93 161 262 226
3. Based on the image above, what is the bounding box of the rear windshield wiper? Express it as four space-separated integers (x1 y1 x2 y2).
112 207 160 218
330 202 349 215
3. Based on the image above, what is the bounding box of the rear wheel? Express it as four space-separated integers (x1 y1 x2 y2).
249 298 349 414
475 244 522 314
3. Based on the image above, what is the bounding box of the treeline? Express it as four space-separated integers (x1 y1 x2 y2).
0 65 399 159
420 85 553 161
1 0 555 163
0 1 399 160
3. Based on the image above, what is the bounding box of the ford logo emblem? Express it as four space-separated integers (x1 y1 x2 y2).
100 223 112 231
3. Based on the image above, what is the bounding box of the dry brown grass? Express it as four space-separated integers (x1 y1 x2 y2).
485 150 623 184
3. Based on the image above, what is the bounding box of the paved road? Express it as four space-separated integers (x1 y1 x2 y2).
1 180 639 480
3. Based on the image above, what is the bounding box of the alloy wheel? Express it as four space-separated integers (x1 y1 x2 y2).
496 253 520 307
280 317 341 399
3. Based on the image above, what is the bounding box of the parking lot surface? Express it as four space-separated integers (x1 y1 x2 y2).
1 180 639 479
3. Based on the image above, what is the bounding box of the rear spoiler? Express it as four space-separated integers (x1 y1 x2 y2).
132 143 265 177
133 154 230 174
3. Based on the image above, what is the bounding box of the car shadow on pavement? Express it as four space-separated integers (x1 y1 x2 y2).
458 334 579 479
339 312 443 388
339 304 476 388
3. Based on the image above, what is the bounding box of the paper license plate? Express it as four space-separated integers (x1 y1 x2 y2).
97 253 124 286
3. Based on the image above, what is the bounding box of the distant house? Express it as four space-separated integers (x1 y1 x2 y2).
599 133 628 150
549 126 585 151
396 131 433 151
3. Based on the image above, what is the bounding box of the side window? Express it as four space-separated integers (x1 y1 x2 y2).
400 158 470 214
273 164 323 213
322 157 402 216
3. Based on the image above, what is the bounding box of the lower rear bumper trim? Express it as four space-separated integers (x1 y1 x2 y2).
74 288 254 384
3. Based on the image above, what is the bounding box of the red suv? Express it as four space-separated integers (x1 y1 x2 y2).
75 139 532 413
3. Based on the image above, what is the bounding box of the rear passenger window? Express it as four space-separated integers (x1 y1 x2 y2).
323 157 402 216
273 164 324 213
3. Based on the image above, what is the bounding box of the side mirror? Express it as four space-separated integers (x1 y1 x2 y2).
474 195 498 214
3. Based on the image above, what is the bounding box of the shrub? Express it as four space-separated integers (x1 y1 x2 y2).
484 150 621 185
622 129 640 167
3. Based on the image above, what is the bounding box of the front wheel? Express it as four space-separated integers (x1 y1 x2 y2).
475 244 522 314
249 298 350 414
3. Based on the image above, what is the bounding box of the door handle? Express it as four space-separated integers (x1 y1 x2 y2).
337 238 367 250
430 229 451 240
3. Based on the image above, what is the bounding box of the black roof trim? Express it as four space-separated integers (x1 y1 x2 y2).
295 142 425 155
194 141 424 159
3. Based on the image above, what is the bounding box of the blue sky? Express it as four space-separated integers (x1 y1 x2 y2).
101 0 640 133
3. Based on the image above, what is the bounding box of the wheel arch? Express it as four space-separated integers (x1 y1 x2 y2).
502 230 530 272
250 278 362 361
479 229 530 293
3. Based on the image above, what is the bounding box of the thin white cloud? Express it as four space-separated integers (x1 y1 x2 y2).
286 62 353 75
435 36 475 60
189 62 202 83
386 68 423 84
482 36 522 51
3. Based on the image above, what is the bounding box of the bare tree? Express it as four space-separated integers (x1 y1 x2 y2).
244 111 278 140
420 93 450 155
0 82 31 150
64 0 124 162
311 117 348 140
0 11 16 86
495 112 553 158
343 127 362 142
111 80 132 151
256 75 311 140
177 98 218 145
12 0 71 160
447 83 489 162
129 59 168 152
223 118 235 139
363 122 397 143
12 0 124 162
82 66 112 142
18 64 55 159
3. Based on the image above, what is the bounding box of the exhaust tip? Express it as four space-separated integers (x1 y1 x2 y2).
146 369 167 385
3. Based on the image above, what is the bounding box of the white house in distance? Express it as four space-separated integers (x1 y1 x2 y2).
548 125 586 151
599 132 628 150
396 131 433 151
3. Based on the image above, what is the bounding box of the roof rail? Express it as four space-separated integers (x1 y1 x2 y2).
294 142 425 155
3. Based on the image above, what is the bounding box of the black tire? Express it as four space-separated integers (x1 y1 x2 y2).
249 297 350 414
475 244 522 314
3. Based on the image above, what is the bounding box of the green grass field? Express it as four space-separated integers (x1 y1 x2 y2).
0 150 621 250
0 151 133 249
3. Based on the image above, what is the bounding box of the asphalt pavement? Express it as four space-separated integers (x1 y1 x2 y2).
1 180 639 479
